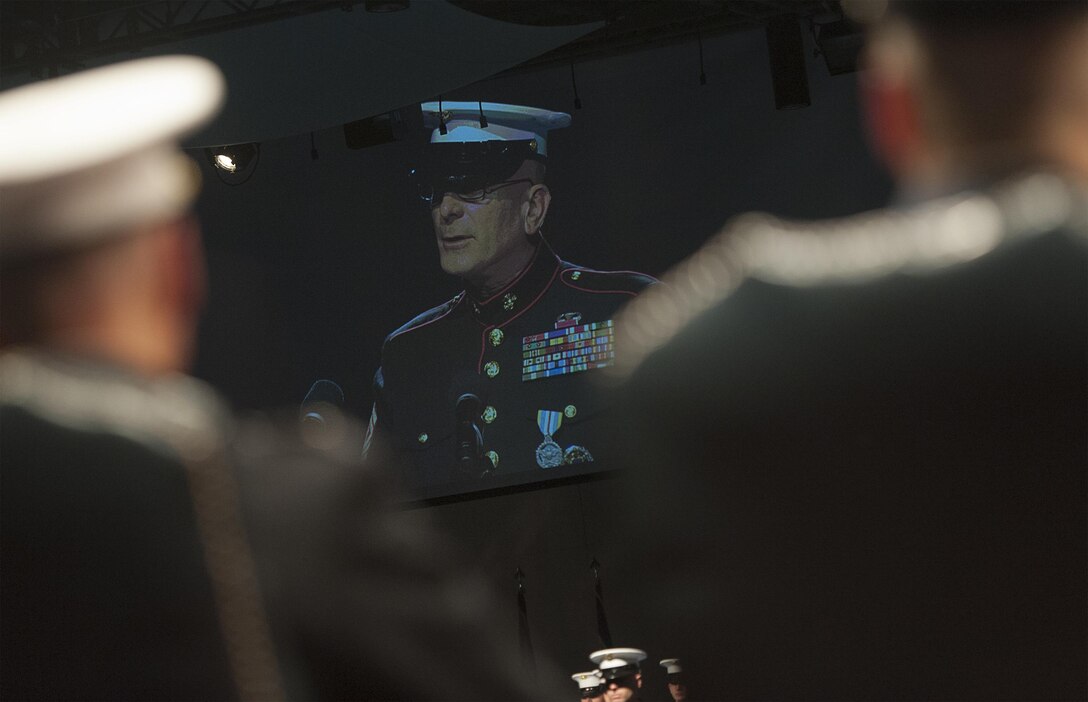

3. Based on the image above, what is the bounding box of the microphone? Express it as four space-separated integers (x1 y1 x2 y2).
455 392 482 424
300 379 345 429
454 392 489 479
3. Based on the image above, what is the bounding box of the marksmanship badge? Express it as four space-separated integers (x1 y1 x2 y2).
563 445 594 464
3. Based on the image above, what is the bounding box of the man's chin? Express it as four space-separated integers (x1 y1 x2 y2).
438 252 474 278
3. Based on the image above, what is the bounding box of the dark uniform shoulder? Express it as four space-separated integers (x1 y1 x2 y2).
558 262 658 295
612 170 1088 380
385 293 466 344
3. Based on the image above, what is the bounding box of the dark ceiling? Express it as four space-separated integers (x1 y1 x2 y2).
0 1 862 146
2 0 851 81
0 1 362 80
454 0 843 70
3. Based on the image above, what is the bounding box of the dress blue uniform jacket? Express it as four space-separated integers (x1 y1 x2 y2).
0 351 550 700
611 172 1088 699
367 243 656 491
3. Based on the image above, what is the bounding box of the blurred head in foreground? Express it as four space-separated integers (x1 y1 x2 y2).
0 55 225 375
860 0 1088 190
608 2 1088 699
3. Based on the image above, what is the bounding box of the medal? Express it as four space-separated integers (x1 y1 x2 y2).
535 410 564 468
536 436 564 469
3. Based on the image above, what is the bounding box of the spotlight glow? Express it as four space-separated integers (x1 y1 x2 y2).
214 154 237 173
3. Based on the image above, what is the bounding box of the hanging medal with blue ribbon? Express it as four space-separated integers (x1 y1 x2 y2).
535 410 564 468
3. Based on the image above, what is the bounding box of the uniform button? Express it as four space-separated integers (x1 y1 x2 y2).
564 404 577 419
486 450 499 469
502 293 517 311
417 433 429 444
482 406 498 424
570 270 582 280
489 328 504 346
484 361 500 378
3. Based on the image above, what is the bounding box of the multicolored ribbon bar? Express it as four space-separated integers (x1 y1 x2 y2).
521 320 616 382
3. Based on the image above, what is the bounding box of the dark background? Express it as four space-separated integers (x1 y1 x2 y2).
189 21 893 686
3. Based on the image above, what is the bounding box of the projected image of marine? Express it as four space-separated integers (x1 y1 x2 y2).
364 102 655 490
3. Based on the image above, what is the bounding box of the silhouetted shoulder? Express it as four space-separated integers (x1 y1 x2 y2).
613 171 1088 378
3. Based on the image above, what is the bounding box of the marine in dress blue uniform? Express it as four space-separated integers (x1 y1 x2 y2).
365 102 655 490
571 669 605 701
589 647 647 701
608 2 1088 698
0 67 551 700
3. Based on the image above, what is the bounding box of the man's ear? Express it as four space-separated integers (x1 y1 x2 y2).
636 673 643 689
523 183 551 235
859 24 927 180
155 215 207 334
861 71 923 178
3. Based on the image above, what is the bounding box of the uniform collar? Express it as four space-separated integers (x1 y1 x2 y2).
466 243 561 326
0 346 228 460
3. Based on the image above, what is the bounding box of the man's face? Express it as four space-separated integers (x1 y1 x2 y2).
603 674 640 702
667 681 688 701
430 162 536 289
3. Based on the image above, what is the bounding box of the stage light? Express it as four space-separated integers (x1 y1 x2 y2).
343 112 405 150
813 18 865 75
765 15 811 110
205 143 258 173
214 153 238 172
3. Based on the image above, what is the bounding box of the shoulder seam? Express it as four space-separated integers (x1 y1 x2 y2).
559 267 658 295
563 267 658 280
386 293 465 343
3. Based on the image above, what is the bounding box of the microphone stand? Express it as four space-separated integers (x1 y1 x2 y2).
455 393 492 480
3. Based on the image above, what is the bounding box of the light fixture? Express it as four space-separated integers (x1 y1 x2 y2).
203 143 260 185
214 152 239 172
812 17 864 76
205 143 258 173
765 15 811 110
343 111 406 150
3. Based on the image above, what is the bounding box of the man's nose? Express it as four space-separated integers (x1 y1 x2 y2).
436 192 463 223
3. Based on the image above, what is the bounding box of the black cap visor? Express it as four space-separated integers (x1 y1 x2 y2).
600 664 640 681
415 139 541 197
